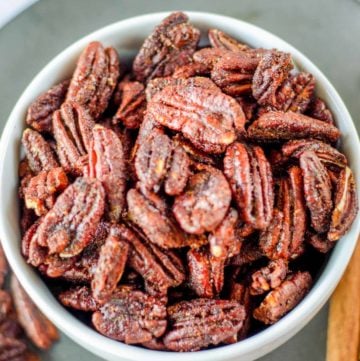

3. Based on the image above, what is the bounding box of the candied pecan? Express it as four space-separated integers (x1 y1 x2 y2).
37 177 105 257
0 335 27 361
147 77 245 154
236 96 257 120
53 102 94 174
26 80 70 133
10 276 59 349
252 51 293 106
58 286 99 312
306 233 334 253
133 12 200 82
22 129 59 174
24 167 68 216
172 62 210 78
306 97 334 124
118 224 185 295
210 51 259 96
173 165 231 234
224 142 274 230
208 29 251 52
209 208 241 258
163 299 246 351
328 166 358 241
88 125 126 222
253 272 312 324
92 226 129 303
92 286 167 344
300 151 333 233
127 188 188 248
187 247 224 298
193 48 229 69
113 80 146 129
228 239 263 266
141 338 167 351
0 290 12 322
250 259 288 295
0 245 7 289
247 111 341 143
66 41 120 119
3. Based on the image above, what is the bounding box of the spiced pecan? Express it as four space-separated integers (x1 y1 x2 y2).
163 299 246 351
306 233 334 253
58 286 99 312
306 97 334 124
208 29 251 52
253 272 312 324
173 164 232 234
37 177 105 257
26 80 69 134
66 41 120 119
88 125 126 222
224 142 274 230
247 111 341 143
300 151 333 233
172 62 210 79
10 276 59 349
328 167 358 241
92 286 167 344
133 12 200 82
228 239 263 266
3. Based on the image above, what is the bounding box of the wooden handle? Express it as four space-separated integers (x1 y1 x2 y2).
326 237 360 361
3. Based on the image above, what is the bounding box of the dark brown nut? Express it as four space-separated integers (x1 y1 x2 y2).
328 166 358 241
224 142 274 230
208 208 241 258
228 239 263 266
0 245 7 289
250 259 288 295
92 286 167 344
252 51 293 107
91 226 129 303
253 271 312 324
147 77 245 154
66 41 120 119
88 125 126 222
24 167 68 216
58 286 99 312
208 29 251 52
22 129 59 174
172 62 210 79
0 290 12 322
300 151 333 233
118 224 185 295
113 80 146 129
306 97 335 124
26 80 70 134
173 165 232 234
163 298 246 351
10 276 59 349
127 188 188 248
306 233 334 253
210 51 259 97
0 335 27 361
247 111 341 144
187 247 224 298
38 177 105 257
133 12 200 82
53 102 94 174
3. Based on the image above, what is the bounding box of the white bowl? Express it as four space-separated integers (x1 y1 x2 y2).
0 11 359 361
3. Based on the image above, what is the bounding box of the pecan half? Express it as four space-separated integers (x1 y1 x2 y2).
66 41 120 119
58 286 99 312
173 165 232 234
300 151 333 233
147 77 245 154
22 129 59 174
208 29 251 52
328 166 358 241
253 272 312 324
228 239 263 266
172 62 210 79
26 80 69 133
88 125 126 222
306 233 334 253
92 286 167 344
133 12 200 82
163 299 246 351
37 177 105 257
306 97 334 124
10 276 59 349
224 142 274 230
247 111 341 143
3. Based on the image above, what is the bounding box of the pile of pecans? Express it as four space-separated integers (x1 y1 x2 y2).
19 12 358 352
0 245 58 360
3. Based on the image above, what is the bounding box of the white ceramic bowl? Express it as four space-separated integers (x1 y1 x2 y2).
0 11 359 361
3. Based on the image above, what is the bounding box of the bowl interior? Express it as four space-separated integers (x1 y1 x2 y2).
0 11 359 361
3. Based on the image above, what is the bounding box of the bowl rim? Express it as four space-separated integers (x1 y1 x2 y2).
0 10 359 361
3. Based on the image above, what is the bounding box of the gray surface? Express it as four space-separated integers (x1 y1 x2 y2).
0 0 359 360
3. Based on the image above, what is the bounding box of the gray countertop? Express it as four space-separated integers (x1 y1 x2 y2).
0 0 359 360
